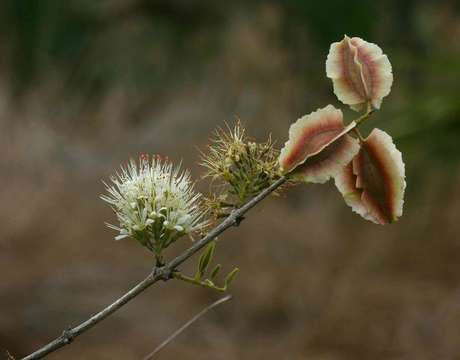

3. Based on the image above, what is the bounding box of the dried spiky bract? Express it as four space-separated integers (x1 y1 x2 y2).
326 35 393 111
201 122 281 211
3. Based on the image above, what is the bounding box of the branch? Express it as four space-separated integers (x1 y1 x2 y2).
20 176 287 360
143 294 232 360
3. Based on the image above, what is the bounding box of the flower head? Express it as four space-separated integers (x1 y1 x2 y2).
201 121 281 207
326 35 393 111
101 155 207 255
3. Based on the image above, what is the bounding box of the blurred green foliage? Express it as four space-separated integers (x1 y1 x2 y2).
284 0 375 45
0 0 459 165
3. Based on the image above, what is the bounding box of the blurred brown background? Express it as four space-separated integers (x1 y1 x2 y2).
1 1 460 359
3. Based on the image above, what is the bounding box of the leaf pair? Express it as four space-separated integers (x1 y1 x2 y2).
279 104 405 224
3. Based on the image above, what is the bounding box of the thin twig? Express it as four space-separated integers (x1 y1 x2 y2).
143 295 233 360
20 176 287 360
172 272 227 292
353 128 365 142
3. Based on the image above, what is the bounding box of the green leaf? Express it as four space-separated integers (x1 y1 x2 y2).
224 268 239 288
198 242 215 279
210 264 222 280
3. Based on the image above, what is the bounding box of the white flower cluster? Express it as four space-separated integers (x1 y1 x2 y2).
101 156 207 254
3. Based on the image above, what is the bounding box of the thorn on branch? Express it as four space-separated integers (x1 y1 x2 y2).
61 328 74 344
154 266 174 282
233 215 245 227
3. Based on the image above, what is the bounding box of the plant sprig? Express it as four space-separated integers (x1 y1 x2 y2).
173 242 239 292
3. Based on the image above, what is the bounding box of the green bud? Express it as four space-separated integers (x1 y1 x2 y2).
224 268 239 288
210 264 222 280
198 242 215 279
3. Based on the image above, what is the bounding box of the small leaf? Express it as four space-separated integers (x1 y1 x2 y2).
293 130 360 184
334 128 406 224
326 35 393 111
210 264 222 281
224 268 239 288
198 242 215 278
278 105 359 183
